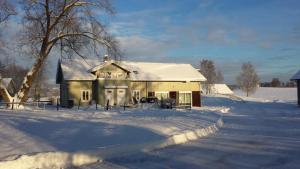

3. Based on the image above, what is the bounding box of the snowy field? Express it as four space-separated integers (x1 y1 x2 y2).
0 106 222 168
80 95 300 169
234 87 297 102
1 90 300 169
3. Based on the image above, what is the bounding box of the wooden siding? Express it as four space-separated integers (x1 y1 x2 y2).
67 81 93 106
131 81 201 98
96 79 131 106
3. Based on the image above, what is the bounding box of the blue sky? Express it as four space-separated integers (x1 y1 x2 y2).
106 0 300 83
1 0 299 84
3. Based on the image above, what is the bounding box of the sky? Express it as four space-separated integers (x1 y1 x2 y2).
1 0 300 84
107 0 300 83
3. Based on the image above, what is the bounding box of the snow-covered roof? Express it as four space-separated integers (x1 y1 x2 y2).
291 70 300 80
60 58 206 82
211 84 233 95
60 58 99 80
119 61 206 81
1 78 13 88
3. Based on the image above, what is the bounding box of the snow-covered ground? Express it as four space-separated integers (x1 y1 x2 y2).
1 89 300 169
234 87 297 102
81 95 300 169
0 106 222 168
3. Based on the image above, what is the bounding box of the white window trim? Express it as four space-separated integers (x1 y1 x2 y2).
132 90 140 100
155 91 169 100
80 90 91 102
178 91 192 107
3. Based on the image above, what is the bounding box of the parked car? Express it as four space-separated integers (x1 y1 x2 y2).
140 97 158 103
161 98 176 109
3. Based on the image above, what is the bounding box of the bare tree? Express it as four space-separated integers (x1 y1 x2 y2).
216 70 224 83
236 62 259 97
3 0 121 104
0 0 15 23
200 59 217 94
0 0 15 49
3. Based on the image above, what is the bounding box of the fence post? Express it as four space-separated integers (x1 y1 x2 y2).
12 99 14 110
96 102 98 110
78 99 81 110
57 98 59 111
106 100 109 111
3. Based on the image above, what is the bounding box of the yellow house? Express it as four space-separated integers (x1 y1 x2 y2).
56 57 206 107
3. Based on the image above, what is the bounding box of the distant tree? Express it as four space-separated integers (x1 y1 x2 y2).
285 81 296 87
236 62 260 97
200 59 217 94
270 78 281 87
216 70 224 83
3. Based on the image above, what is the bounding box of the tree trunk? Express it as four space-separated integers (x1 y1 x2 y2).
16 53 47 103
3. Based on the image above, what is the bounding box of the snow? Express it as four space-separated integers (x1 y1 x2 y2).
0 78 13 89
234 87 297 102
60 58 206 82
80 95 300 169
0 107 221 168
291 69 300 80
1 88 300 168
60 58 98 80
210 84 233 94
119 61 206 81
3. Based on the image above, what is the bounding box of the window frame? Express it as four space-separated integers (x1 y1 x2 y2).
132 90 140 101
155 91 169 100
178 91 192 106
80 90 91 102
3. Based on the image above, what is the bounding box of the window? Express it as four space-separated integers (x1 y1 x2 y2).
132 90 140 101
179 92 192 105
81 90 90 102
104 72 111 78
155 92 169 100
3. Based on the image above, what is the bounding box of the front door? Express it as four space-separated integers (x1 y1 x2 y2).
117 89 126 105
105 89 114 106
192 91 201 107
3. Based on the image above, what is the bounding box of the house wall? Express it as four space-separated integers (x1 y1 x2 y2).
64 80 93 106
130 81 201 97
96 79 131 106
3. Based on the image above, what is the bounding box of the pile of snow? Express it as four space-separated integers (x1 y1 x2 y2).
234 87 297 102
210 84 233 95
0 152 100 169
0 107 222 168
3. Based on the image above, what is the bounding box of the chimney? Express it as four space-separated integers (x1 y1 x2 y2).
103 54 109 62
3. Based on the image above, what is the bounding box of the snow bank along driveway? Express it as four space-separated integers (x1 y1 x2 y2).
0 107 223 168
84 96 300 169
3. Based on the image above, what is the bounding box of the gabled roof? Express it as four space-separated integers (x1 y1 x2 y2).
59 58 98 80
58 58 207 82
89 61 130 73
291 70 300 80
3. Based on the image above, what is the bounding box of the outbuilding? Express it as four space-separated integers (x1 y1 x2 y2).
291 70 300 106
